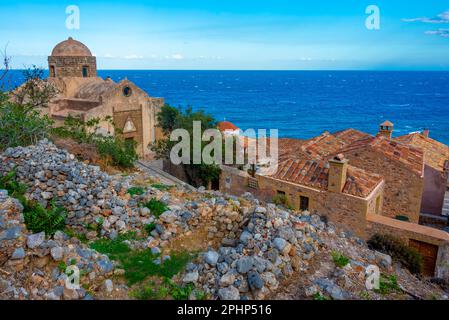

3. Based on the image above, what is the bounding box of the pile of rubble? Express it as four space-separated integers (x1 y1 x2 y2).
1 141 448 300
0 190 120 300
180 202 326 300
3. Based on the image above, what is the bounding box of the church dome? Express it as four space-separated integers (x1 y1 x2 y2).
51 37 93 57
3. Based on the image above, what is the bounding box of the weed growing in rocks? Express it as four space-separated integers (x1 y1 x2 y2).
23 201 67 236
90 234 193 286
374 274 401 295
331 251 350 268
127 187 145 196
0 169 27 204
144 223 156 235
132 278 195 300
313 292 329 300
143 198 169 218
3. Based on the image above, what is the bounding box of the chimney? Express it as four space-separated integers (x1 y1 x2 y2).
328 154 349 193
422 129 430 138
377 120 394 140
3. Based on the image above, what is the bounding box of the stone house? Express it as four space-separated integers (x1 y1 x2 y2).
220 154 385 238
44 37 164 158
219 121 449 277
278 124 425 223
395 130 449 221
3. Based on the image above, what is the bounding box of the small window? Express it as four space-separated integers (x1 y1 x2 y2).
375 196 381 214
82 66 89 77
277 190 286 196
123 86 132 97
50 65 56 77
300 196 309 211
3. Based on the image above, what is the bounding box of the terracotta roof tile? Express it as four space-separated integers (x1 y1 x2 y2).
218 121 239 132
394 132 449 172
267 158 383 198
333 128 373 144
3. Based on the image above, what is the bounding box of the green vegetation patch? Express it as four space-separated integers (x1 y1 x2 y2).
374 275 401 295
367 234 423 274
131 278 196 300
90 234 193 286
128 186 145 196
313 292 329 301
143 198 169 218
23 201 66 237
331 251 350 268
144 223 156 235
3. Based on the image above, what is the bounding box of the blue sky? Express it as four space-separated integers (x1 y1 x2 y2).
1 0 449 70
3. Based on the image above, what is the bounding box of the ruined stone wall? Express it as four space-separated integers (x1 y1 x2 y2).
219 166 372 238
48 56 97 78
345 148 423 223
365 213 449 278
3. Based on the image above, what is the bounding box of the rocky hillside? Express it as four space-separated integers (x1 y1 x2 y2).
0 141 447 300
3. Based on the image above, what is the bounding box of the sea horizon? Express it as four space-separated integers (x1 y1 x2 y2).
5 69 449 145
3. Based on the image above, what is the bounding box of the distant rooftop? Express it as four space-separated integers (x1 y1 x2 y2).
395 132 449 172
218 121 239 132
266 158 383 198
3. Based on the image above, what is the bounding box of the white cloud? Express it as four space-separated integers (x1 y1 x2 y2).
123 54 144 60
425 28 449 38
402 10 449 24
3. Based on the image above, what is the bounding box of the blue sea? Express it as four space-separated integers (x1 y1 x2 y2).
6 70 449 145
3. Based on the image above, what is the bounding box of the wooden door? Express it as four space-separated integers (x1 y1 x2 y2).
409 239 438 277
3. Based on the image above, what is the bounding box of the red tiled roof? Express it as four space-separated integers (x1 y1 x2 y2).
335 137 424 176
333 128 373 144
394 132 449 172
380 120 394 127
267 158 383 198
300 132 348 159
218 121 239 132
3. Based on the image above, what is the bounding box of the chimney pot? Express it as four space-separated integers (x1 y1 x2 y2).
422 129 430 138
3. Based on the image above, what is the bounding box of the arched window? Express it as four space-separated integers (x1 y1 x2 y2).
50 65 56 77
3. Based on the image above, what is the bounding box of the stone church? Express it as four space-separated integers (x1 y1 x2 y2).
45 37 164 158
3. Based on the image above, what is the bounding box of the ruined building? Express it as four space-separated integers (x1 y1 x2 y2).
45 37 164 158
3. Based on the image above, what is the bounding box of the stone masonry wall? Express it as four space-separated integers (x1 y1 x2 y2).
220 167 373 238
48 56 97 78
345 148 423 223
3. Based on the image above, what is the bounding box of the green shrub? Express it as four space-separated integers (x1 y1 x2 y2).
331 251 350 268
0 169 27 204
374 274 401 295
144 223 156 235
367 234 423 274
144 198 169 218
313 292 328 300
96 136 137 168
272 194 293 210
23 201 67 236
0 103 54 150
128 186 145 196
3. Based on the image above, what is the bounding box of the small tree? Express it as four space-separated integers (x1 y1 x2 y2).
152 105 221 187
0 59 57 150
